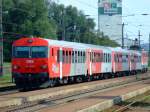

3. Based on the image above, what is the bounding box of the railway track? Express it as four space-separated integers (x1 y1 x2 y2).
0 86 18 96
1 73 150 112
0 74 142 96
114 94 150 112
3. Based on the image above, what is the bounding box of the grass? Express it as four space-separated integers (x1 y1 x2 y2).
0 62 14 87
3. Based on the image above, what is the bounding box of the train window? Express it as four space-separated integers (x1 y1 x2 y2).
99 53 101 62
107 54 109 63
94 52 96 63
31 46 48 58
100 53 102 62
82 51 85 63
69 51 71 63
97 53 99 62
78 51 80 63
84 52 87 63
99 53 100 62
103 53 105 63
116 54 118 63
81 52 83 63
52 48 54 56
90 52 92 62
83 51 85 63
63 50 65 63
57 50 60 63
126 55 128 63
95 53 98 62
66 51 68 63
92 52 94 63
105 53 107 63
75 51 77 63
80 51 82 63
102 53 105 62
107 54 108 63
13 46 30 58
83 52 85 63
119 54 121 63
115 54 117 62
108 54 110 62
117 54 119 63
72 51 74 63
118 54 120 63
108 54 109 63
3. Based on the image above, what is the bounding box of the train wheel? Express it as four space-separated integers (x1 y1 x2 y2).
76 76 83 83
49 80 56 87
63 78 68 84
103 74 109 79
111 73 115 78
87 75 92 82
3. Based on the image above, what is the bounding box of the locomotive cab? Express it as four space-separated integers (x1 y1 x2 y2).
12 38 49 89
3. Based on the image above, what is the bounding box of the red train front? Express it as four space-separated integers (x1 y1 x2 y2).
12 38 49 89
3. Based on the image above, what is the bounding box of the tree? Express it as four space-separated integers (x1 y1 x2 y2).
3 0 57 61
3 0 119 62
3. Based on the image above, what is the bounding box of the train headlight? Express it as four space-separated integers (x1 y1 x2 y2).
41 65 48 69
13 65 19 70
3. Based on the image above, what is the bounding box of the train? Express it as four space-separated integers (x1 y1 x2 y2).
12 37 148 89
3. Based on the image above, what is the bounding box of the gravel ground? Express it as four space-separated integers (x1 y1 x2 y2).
102 88 150 112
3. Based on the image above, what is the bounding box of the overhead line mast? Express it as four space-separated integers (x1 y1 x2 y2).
0 0 3 76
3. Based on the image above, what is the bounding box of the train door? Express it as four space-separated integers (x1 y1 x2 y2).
137 54 141 70
122 53 128 71
62 48 71 78
75 50 83 76
112 51 115 73
49 47 60 78
130 53 136 71
92 50 102 74
80 51 86 75
70 50 76 76
86 49 91 76
58 48 62 79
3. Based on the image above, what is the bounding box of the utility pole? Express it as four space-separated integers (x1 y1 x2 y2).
0 0 3 76
62 10 66 40
138 30 142 47
149 33 150 64
98 0 100 37
122 22 124 49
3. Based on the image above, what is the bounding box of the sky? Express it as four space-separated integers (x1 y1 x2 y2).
57 0 150 44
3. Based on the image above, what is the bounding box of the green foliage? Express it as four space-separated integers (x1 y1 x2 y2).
0 63 12 87
48 2 119 47
3 0 57 61
3 0 119 62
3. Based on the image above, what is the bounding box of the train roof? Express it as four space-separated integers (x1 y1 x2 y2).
45 38 112 51
14 37 139 53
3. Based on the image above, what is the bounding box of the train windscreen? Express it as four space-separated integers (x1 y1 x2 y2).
31 46 48 58
13 46 48 58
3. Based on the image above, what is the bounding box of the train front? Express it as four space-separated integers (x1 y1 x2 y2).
12 37 49 89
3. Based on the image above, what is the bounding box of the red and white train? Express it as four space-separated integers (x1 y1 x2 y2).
12 37 148 89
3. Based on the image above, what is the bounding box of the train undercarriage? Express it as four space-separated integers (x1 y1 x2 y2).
13 68 148 91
